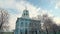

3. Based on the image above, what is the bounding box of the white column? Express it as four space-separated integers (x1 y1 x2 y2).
27 23 29 34
19 22 20 34
37 30 39 34
24 20 25 34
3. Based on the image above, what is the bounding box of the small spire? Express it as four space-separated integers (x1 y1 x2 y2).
25 6 27 10
25 5 27 10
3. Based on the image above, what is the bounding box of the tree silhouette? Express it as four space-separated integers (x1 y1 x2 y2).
41 14 60 34
0 9 9 32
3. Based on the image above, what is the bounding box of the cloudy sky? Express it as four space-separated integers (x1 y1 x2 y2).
0 0 60 30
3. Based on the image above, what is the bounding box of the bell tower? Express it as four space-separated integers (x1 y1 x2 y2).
22 8 29 18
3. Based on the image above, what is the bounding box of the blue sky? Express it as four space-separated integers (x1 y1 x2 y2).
0 0 60 17
0 0 60 31
27 0 60 17
9 0 60 17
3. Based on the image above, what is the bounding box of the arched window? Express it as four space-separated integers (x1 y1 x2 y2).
26 11 28 15
24 13 25 16
20 22 23 27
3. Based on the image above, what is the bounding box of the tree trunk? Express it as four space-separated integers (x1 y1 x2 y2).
53 29 56 34
46 27 49 34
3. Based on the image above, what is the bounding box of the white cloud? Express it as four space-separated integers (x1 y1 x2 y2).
53 17 60 25
55 2 60 9
0 0 15 8
55 0 60 9
8 14 17 31
15 1 40 17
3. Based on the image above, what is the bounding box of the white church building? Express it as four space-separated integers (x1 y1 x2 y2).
14 9 41 34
